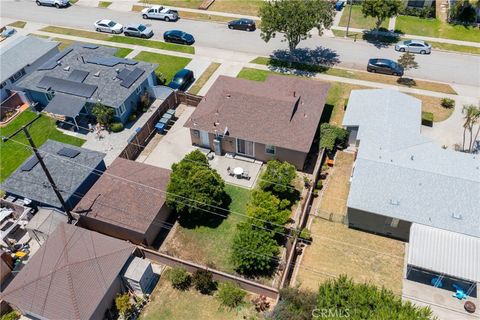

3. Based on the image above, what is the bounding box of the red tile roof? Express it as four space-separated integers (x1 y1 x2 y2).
0 223 134 320
74 158 171 234
185 75 330 153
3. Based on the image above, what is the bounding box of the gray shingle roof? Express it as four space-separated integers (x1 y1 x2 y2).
0 223 134 320
44 93 86 117
1 140 106 208
16 43 157 108
343 89 480 237
0 36 59 83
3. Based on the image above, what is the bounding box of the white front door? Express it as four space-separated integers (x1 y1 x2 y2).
236 138 254 157
199 131 210 147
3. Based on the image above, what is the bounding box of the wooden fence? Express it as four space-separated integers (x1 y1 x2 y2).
139 247 280 299
118 91 202 160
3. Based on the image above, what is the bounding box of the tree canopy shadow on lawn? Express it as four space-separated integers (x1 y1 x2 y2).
177 192 232 229
267 46 340 76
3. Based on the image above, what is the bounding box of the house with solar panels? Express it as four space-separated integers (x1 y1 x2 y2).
0 140 106 210
15 43 157 126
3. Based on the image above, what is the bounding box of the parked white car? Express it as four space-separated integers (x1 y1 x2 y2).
141 6 179 22
395 39 432 54
94 19 123 34
36 0 69 8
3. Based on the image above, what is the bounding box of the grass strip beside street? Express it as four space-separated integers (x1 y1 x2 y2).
138 0 262 16
41 26 111 40
189 62 221 94
132 5 234 23
98 1 112 8
249 57 456 94
0 111 85 182
7 21 27 28
133 51 191 83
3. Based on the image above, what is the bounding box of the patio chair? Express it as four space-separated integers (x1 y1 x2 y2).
227 166 235 176
242 170 250 180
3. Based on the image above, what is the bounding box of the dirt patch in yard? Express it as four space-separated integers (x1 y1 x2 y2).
413 94 454 122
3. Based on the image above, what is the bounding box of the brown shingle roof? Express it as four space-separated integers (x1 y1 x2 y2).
185 75 330 153
0 223 134 320
74 158 171 234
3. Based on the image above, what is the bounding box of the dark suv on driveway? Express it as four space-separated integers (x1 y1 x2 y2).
367 58 404 76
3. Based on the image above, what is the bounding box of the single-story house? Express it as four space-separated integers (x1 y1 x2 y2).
343 89 480 242
1 140 106 210
1 36 59 102
16 43 157 125
25 207 69 245
0 223 135 320
74 157 171 246
184 75 330 170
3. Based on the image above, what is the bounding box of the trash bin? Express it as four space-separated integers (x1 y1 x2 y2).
335 1 345 11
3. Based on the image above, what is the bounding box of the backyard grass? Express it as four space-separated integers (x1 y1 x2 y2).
140 273 258 320
160 185 252 273
98 1 112 8
395 16 480 43
339 5 388 30
109 36 195 54
133 51 191 84
189 62 221 94
7 21 27 28
0 111 85 182
138 0 262 16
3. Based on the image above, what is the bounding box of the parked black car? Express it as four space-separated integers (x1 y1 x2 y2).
367 58 404 76
168 69 194 91
163 30 195 45
228 18 256 31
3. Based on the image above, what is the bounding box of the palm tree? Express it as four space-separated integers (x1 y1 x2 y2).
469 107 480 153
462 104 479 152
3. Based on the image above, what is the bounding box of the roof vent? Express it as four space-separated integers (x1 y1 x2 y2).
410 155 414 160
451 212 463 220
63 66 70 71
116 68 120 74
94 71 100 77
389 199 400 206
293 91 296 97
226 94 231 99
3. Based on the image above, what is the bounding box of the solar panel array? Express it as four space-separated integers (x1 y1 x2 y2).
57 147 80 158
37 76 97 98
82 44 99 49
120 68 145 88
21 157 39 172
86 56 138 67
116 68 130 81
67 70 89 83
38 48 73 71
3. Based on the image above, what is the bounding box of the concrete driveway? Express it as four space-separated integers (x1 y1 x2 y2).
137 105 195 170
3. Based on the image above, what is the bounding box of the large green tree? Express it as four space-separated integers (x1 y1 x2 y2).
166 150 226 219
231 223 279 275
259 160 297 198
319 123 349 151
247 190 291 235
361 0 402 32
259 0 335 55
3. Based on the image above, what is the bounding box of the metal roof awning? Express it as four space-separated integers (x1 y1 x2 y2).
408 223 480 283
44 93 86 118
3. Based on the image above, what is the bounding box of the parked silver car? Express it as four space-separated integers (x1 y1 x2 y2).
36 0 69 8
94 19 123 34
395 40 432 54
124 24 153 38
141 5 179 21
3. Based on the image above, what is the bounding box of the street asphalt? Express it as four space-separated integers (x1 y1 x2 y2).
1 0 479 87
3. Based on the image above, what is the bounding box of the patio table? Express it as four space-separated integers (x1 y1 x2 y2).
159 117 169 125
233 167 244 176
155 122 166 133
166 109 175 116
162 112 173 120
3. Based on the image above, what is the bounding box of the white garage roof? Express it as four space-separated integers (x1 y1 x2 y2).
408 223 480 283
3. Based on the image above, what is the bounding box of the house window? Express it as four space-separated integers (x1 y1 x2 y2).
265 145 276 155
136 86 142 95
45 92 54 101
0 82 6 89
117 103 126 116
385 217 400 228
192 129 200 138
9 69 26 83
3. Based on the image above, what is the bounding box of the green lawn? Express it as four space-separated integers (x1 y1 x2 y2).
133 51 191 84
7 21 27 28
161 185 252 273
0 111 85 182
237 68 277 81
108 36 195 54
395 16 480 43
98 1 112 8
339 5 388 30
113 47 133 58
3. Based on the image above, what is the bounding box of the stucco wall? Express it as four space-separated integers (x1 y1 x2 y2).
144 206 171 246
91 276 123 320
347 207 411 241
115 73 155 124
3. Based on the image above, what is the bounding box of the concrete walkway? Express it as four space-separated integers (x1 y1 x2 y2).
184 58 211 86
388 16 396 31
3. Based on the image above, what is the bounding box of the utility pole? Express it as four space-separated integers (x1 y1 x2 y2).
2 115 75 223
345 0 353 38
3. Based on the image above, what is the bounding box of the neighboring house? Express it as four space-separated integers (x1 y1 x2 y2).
16 43 157 125
1 140 106 210
343 89 479 242
25 207 68 245
184 75 330 170
0 223 135 320
0 36 59 102
74 157 171 246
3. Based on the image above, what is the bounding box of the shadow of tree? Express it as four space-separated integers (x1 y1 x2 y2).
361 29 401 49
265 46 341 77
178 191 232 229
397 77 417 87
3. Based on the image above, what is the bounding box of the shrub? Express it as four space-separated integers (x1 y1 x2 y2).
316 180 323 190
319 123 348 151
168 267 192 290
400 6 435 19
92 103 114 126
0 312 19 320
192 269 216 294
298 228 312 243
217 282 246 309
115 293 133 319
259 160 297 198
110 122 124 132
441 98 455 109
128 114 137 122
270 287 317 320
246 190 291 234
156 72 167 85
421 111 434 127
